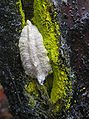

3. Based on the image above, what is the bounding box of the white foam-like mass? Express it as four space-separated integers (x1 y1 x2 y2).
19 20 52 85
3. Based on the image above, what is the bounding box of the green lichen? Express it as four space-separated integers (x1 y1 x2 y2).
16 0 25 27
32 0 72 111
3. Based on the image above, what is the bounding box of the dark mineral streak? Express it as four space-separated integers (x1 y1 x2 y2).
21 0 34 20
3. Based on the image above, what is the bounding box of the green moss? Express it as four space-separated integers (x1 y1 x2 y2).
16 0 25 27
32 0 72 111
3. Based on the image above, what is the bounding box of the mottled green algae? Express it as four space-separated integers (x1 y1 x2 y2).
33 0 72 110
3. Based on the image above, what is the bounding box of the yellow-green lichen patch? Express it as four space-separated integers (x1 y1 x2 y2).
32 0 72 111
25 80 39 107
51 68 67 103
25 80 38 97
16 0 25 27
33 0 59 64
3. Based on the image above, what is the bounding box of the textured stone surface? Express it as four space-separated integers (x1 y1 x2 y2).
60 0 89 118
0 0 32 118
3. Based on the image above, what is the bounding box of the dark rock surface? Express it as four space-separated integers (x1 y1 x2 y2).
60 0 89 119
0 0 34 118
